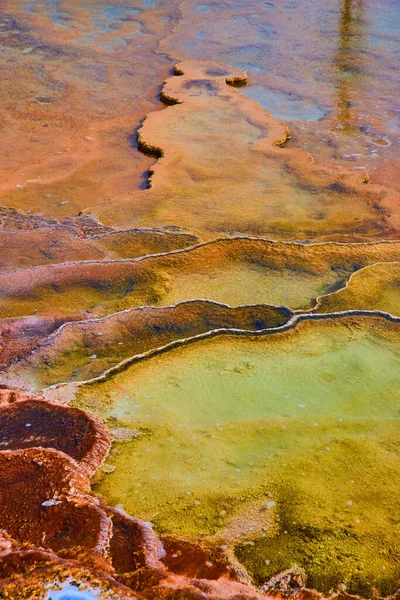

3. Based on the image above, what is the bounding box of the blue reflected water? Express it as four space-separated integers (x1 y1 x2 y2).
47 582 101 600
242 86 327 122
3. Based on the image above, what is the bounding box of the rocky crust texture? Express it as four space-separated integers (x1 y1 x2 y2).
0 28 399 600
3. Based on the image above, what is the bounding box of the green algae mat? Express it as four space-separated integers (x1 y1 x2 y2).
73 315 400 597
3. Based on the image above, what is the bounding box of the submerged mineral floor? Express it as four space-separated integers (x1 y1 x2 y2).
0 1 399 599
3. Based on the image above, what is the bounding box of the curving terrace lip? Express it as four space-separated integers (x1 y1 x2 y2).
40 308 400 396
311 260 400 312
0 299 292 390
2 232 399 395
136 62 250 167
0 397 111 476
0 306 399 600
2 298 292 353
1 233 400 279
0 14 398 595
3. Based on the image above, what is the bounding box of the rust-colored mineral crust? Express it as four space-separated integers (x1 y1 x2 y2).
0 392 291 599
108 508 166 575
0 314 69 370
0 533 141 599
160 537 241 582
0 397 111 476
107 508 168 593
0 448 111 556
0 412 398 600
0 530 378 600
0 388 37 405
0 1 399 594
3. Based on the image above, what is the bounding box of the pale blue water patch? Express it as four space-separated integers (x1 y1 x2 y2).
141 0 160 8
75 31 145 48
22 0 48 13
103 5 141 19
366 0 400 59
86 4 142 31
369 0 400 37
220 45 273 73
49 9 70 28
47 582 100 599
387 119 400 134
234 63 266 74
241 86 327 122
74 4 144 45
175 0 399 143
21 2 34 13
196 5 212 13
195 4 229 13
22 0 70 27
78 4 141 30
233 14 276 38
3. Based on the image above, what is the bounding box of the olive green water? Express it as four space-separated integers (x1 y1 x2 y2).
0 261 342 320
159 264 341 309
74 317 400 596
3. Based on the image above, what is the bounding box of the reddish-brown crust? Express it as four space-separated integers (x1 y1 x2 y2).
0 314 74 370
0 388 398 600
108 507 165 574
0 397 111 476
160 537 237 581
0 532 141 599
0 448 112 556
0 388 39 405
106 507 168 593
